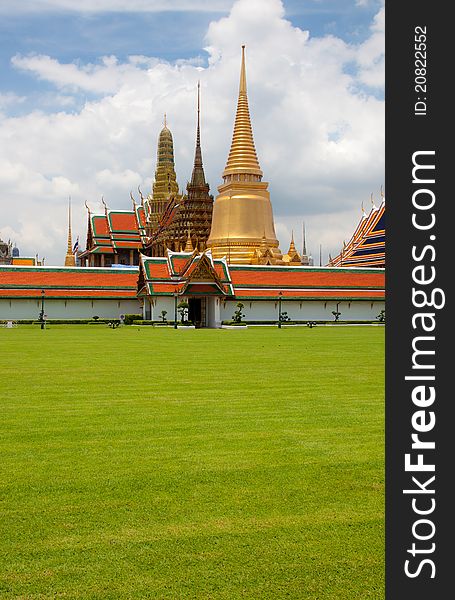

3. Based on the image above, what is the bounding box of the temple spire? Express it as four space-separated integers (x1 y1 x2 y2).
64 197 76 267
222 45 263 181
190 81 206 187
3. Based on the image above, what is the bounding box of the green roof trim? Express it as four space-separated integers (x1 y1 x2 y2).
233 284 384 290
228 265 384 274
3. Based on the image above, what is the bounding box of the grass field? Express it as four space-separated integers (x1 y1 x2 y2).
0 325 384 599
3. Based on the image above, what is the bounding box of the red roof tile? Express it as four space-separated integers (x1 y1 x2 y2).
109 212 139 233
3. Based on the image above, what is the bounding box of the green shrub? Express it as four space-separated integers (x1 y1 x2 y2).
123 314 142 325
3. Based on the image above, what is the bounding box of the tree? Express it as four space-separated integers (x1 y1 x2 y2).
177 301 189 325
279 311 291 323
232 302 245 324
332 310 341 322
160 310 168 323
376 309 385 323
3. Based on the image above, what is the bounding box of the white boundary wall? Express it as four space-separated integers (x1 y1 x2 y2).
220 299 384 322
146 296 384 325
0 298 141 320
1 296 384 323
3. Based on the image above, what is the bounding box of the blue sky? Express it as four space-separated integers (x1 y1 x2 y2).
0 0 384 265
0 0 382 112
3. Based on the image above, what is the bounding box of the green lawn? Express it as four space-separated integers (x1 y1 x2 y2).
0 325 384 599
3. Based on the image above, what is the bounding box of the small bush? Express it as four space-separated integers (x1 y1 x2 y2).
123 314 142 325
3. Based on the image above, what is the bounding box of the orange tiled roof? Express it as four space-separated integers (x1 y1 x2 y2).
139 250 384 300
229 266 384 289
0 266 138 298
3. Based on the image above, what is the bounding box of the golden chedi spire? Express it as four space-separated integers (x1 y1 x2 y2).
222 46 263 181
64 197 76 267
207 45 282 264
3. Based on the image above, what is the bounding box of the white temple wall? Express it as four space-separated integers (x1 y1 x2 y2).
147 296 175 321
220 299 384 322
0 298 141 320
1 296 384 323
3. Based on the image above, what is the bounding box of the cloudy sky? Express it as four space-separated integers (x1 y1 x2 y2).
0 0 384 265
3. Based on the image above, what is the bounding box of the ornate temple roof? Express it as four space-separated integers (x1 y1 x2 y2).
81 203 145 257
138 249 384 301
138 250 233 297
1 253 384 303
0 265 138 299
329 195 385 268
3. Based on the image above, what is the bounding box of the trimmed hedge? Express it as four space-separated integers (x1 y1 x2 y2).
123 314 142 325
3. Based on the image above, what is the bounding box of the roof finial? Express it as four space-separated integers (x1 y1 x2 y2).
137 185 145 207
196 80 201 150
164 113 167 128
240 45 247 94
380 185 384 198
84 200 91 214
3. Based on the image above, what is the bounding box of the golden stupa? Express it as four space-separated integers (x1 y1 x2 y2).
206 46 282 264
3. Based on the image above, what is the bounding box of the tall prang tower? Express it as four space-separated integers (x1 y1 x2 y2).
206 45 282 264
147 115 182 235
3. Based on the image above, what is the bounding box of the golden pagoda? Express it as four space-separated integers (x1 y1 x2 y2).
206 45 282 264
64 198 76 267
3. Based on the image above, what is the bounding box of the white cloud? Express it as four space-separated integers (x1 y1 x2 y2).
355 6 384 88
0 0 384 265
0 92 26 110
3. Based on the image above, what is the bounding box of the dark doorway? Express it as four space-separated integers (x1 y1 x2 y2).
188 298 206 328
